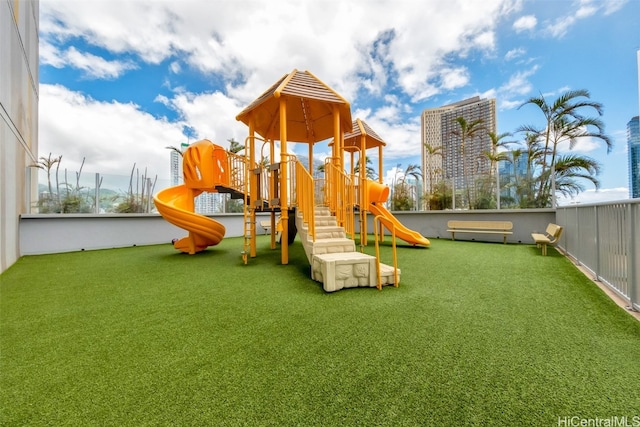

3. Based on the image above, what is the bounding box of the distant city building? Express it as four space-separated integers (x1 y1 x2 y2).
498 153 528 205
421 96 497 208
170 143 189 186
628 116 640 198
195 192 225 214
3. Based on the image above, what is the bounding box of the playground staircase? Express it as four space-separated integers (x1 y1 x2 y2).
295 206 399 292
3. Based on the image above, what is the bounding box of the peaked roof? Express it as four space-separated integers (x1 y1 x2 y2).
343 118 386 150
331 118 387 152
236 69 352 143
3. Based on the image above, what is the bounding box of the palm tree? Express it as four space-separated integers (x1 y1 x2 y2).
502 148 523 208
518 132 546 207
228 138 244 154
354 156 377 179
30 153 63 212
30 153 62 199
423 143 443 210
518 89 611 207
553 154 601 199
450 117 485 208
391 164 422 211
484 132 513 208
165 145 185 157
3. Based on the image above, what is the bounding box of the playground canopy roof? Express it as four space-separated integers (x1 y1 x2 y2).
236 69 352 144
341 118 387 152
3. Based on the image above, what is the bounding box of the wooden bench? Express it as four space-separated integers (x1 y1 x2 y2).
260 217 282 236
531 223 563 256
447 220 513 244
259 220 272 235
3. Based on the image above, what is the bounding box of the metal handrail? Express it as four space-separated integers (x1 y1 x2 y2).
556 199 639 312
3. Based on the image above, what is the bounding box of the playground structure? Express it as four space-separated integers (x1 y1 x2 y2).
154 140 240 254
154 69 429 291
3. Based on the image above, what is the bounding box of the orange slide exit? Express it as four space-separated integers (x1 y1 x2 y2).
367 179 430 247
153 139 228 254
154 185 225 254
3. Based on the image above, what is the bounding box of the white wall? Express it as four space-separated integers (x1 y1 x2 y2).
19 211 556 255
19 214 251 255
0 0 39 273
367 209 556 244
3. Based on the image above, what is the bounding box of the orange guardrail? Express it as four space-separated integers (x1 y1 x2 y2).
373 214 399 290
325 161 356 238
295 160 315 242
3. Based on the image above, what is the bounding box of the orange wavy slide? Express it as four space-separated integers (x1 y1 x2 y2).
368 203 430 247
366 179 430 247
154 185 226 254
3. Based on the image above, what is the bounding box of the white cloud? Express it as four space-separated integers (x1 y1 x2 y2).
502 66 538 96
41 0 520 102
545 15 577 38
440 67 471 90
352 107 423 161
162 90 249 148
603 0 628 15
576 4 598 19
40 41 137 79
487 65 540 110
32 0 637 204
513 15 537 32
65 47 137 79
41 1 183 64
543 0 620 38
505 47 526 61
39 84 186 180
169 61 181 74
473 31 496 51
557 187 629 206
557 134 605 154
38 0 529 182
39 40 66 68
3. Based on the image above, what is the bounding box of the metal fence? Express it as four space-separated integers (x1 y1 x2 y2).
557 200 639 312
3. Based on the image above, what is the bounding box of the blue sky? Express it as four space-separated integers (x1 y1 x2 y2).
39 0 640 204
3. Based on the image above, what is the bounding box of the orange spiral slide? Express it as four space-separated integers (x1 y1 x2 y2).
153 139 228 254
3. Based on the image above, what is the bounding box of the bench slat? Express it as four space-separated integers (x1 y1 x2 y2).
447 220 513 244
447 220 513 230
447 229 513 235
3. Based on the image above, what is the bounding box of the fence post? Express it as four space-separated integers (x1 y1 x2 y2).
146 178 152 213
628 202 638 311
95 173 100 214
25 166 32 214
594 205 600 281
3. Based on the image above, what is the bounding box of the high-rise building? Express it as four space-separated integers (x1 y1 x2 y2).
421 97 497 208
628 116 640 199
170 142 189 186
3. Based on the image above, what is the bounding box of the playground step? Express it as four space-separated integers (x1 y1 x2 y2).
311 252 400 292
295 206 400 292
306 237 356 256
297 224 346 241
314 206 331 216
379 263 401 287
313 215 338 227
313 226 347 240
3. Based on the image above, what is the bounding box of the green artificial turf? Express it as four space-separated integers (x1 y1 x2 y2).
1 236 639 426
